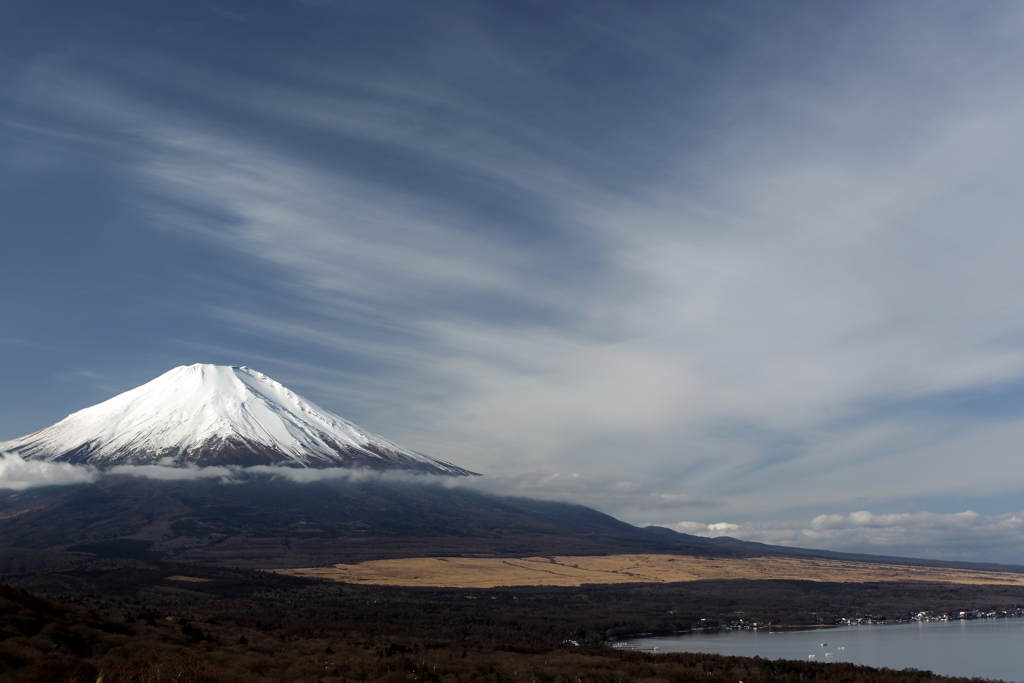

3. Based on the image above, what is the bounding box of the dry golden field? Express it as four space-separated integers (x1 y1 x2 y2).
276 553 1024 588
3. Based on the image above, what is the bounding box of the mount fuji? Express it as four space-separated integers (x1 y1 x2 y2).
0 364 474 475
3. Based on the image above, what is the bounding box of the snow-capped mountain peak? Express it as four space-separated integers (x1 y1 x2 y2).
0 364 474 475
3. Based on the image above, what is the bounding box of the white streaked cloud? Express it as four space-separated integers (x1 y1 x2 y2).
4 2 1024 562
456 470 721 512
12 45 1024 506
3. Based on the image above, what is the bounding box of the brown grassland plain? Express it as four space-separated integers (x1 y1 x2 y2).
278 553 1024 588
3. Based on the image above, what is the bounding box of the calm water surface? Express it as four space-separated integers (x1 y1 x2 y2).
631 618 1024 682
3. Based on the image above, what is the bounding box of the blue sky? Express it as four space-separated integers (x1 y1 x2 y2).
4 1 1024 563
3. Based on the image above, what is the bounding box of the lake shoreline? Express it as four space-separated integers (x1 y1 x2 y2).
627 616 1024 682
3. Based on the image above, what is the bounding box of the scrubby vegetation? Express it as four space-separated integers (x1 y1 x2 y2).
2 557 1021 683
0 583 1002 683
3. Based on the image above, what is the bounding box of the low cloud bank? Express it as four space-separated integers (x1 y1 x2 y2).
0 459 719 517
246 465 440 485
108 463 239 482
658 510 1024 564
0 453 98 490
0 457 467 488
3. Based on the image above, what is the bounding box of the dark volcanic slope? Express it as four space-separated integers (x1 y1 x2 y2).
4 477 1022 574
0 475 750 568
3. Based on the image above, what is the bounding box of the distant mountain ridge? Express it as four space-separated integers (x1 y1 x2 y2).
0 364 474 475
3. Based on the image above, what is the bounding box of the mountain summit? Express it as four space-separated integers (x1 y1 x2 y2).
0 364 475 475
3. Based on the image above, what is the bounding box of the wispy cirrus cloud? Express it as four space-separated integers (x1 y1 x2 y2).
4 2 1024 562
456 470 721 514
11 35 1024 504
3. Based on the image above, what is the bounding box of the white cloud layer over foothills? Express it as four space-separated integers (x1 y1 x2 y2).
3 2 1024 563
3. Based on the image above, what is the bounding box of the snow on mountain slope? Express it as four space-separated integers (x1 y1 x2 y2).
0 364 475 475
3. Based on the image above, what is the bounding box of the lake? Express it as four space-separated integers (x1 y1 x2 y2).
627 618 1024 682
